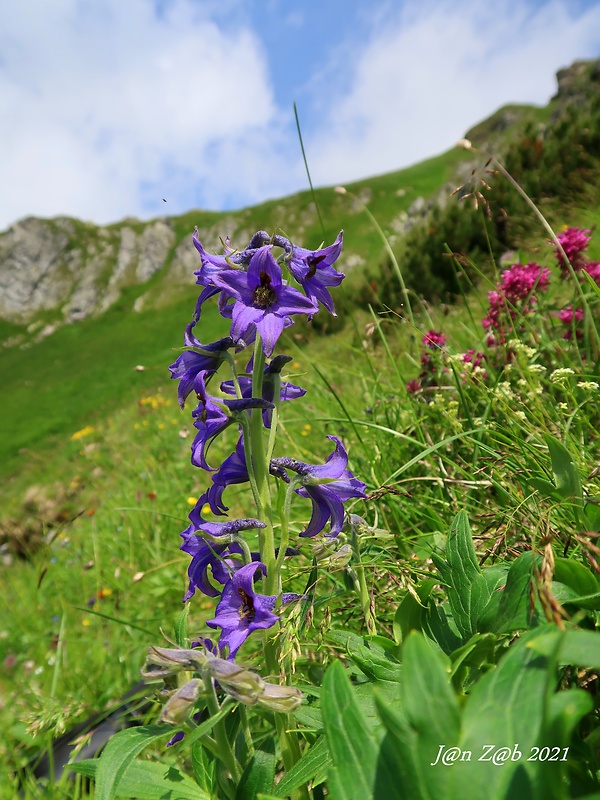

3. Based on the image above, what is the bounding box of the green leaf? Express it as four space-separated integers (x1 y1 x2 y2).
72 757 208 799
545 434 583 502
432 510 491 639
476 565 510 632
373 632 459 800
448 633 498 687
421 602 462 654
293 704 323 731
494 551 541 633
526 629 600 668
552 582 600 611
582 267 600 296
69 759 97 778
395 631 460 799
235 742 276 800
272 736 332 797
94 725 173 800
328 630 402 683
393 580 436 643
94 706 234 799
553 557 598 597
584 499 600 532
448 630 552 799
321 660 386 800
174 602 190 647
191 742 216 794
537 689 594 800
528 477 560 499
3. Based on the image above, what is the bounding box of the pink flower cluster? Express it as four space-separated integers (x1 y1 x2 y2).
422 329 447 349
482 262 550 343
558 305 584 340
406 330 447 393
406 225 597 398
462 349 486 369
554 227 592 273
554 226 600 284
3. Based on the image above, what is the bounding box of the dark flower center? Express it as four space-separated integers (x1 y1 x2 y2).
237 588 255 622
306 254 327 279
253 271 277 308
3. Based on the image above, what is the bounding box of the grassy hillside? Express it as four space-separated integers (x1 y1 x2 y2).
0 144 476 492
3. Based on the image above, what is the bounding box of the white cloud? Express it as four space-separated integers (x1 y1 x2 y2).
0 0 298 230
305 0 600 187
1 0 600 232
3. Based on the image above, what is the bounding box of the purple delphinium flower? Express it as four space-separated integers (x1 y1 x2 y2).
220 355 306 428
180 499 266 600
206 562 303 659
287 231 345 316
206 435 249 515
169 337 234 408
271 436 367 538
190 229 239 324
210 246 318 356
190 371 273 470
180 536 250 601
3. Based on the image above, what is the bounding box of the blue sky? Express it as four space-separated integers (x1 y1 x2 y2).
2 0 600 231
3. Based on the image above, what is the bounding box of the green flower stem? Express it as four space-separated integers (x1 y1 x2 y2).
349 526 377 636
265 371 282 464
239 415 262 515
248 336 278 594
274 480 296 574
202 675 242 784
260 640 307 796
235 535 254 567
238 704 255 760
223 351 242 398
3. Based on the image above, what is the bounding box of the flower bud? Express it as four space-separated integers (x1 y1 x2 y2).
313 539 352 568
257 682 303 713
159 679 202 725
141 646 207 679
204 657 265 703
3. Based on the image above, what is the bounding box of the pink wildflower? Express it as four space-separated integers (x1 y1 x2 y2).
583 261 600 285
558 306 584 340
462 350 486 369
406 379 422 394
482 263 550 342
554 227 591 273
422 330 447 349
500 262 550 301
